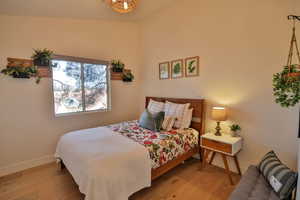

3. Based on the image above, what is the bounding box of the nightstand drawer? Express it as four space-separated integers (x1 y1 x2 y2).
202 138 232 154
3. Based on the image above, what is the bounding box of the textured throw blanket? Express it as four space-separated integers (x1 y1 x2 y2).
55 127 151 200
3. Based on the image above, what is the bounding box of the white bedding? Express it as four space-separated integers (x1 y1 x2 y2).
55 126 151 200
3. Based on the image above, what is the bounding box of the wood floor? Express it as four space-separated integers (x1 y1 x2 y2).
0 159 240 200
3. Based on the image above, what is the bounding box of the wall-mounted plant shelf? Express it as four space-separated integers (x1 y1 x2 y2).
7 57 51 77
6 57 133 81
7 57 33 67
111 69 131 81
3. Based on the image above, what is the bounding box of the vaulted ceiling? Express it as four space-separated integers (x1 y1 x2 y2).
0 0 176 21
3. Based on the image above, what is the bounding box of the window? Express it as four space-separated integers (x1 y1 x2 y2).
51 55 110 116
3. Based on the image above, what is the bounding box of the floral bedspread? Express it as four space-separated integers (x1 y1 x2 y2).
107 120 199 169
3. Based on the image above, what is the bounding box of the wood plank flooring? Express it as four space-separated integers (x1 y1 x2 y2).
0 159 240 200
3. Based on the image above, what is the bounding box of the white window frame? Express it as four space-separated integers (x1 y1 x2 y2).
51 55 111 117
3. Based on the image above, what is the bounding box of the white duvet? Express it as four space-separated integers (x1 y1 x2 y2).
55 126 152 200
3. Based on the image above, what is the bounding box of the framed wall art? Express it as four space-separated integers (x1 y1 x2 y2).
185 56 199 77
171 59 184 79
159 62 170 79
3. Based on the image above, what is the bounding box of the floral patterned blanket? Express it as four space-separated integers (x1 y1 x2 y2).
107 120 199 169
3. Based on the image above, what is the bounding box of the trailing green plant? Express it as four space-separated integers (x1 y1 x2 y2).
122 71 134 82
230 124 241 132
188 60 196 73
273 65 300 107
31 48 53 66
111 60 125 72
1 66 41 84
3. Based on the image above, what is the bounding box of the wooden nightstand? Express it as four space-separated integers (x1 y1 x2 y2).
200 133 243 185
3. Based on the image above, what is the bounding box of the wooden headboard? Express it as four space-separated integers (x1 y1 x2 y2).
145 97 206 136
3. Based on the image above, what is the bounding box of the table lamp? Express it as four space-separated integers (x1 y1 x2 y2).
211 107 227 136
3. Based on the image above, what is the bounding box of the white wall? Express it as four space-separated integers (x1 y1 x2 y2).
139 0 299 172
0 15 142 176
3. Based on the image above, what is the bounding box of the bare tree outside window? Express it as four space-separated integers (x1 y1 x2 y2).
52 56 110 116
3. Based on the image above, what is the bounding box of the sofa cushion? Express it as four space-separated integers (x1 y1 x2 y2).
229 165 280 200
258 151 297 199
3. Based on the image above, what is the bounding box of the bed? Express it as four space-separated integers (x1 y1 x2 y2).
55 97 205 200
145 97 205 179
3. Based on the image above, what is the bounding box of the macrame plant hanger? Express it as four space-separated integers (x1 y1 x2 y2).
288 15 300 138
287 15 300 77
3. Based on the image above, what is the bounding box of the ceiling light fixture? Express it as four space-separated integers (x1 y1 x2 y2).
106 0 138 14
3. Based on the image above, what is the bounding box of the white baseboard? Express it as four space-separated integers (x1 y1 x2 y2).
0 155 55 177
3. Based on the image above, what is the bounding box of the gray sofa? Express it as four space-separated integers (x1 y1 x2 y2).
229 165 283 200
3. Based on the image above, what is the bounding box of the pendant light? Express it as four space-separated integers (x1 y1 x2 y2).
107 0 138 14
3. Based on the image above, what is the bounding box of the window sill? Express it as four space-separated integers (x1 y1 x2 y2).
54 108 112 118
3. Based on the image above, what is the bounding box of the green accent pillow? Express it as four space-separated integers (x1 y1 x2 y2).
139 109 165 132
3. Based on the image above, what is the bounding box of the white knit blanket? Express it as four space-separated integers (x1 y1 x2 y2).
55 127 151 200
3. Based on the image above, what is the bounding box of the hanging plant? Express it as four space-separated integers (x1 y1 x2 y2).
273 65 300 107
1 66 42 84
31 48 53 67
273 17 300 108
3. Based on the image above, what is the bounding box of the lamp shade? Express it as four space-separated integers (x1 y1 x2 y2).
211 107 227 121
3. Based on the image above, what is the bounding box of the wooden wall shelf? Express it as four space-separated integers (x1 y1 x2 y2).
7 57 33 67
7 57 51 77
6 57 132 81
111 69 131 81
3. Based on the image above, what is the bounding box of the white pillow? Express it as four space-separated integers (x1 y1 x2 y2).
162 116 176 131
164 101 190 129
181 108 193 129
147 99 165 114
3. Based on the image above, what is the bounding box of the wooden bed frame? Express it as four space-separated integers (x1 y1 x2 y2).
146 97 206 180
59 97 206 181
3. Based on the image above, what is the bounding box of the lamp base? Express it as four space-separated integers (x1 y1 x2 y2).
215 121 222 136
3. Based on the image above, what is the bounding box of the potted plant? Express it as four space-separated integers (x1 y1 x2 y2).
230 124 241 137
111 60 125 73
287 64 300 77
1 66 41 84
273 65 300 107
31 48 53 67
122 71 134 82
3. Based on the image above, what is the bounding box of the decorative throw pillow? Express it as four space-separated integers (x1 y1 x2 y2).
147 99 165 114
164 101 190 129
181 108 194 129
139 109 165 132
161 116 176 131
258 151 298 200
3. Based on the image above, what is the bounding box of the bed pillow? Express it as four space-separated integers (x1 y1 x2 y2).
139 109 165 132
181 108 194 129
164 101 190 129
147 99 165 114
161 116 176 131
258 151 298 200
